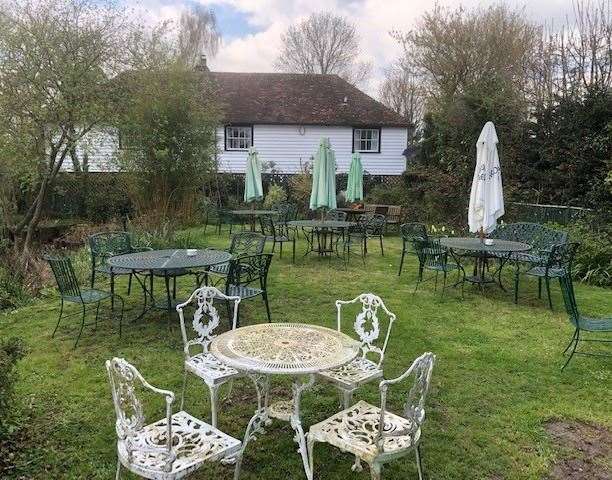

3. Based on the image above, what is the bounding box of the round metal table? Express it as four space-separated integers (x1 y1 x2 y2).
287 220 355 257
108 249 231 315
230 209 278 232
439 237 531 288
211 323 360 479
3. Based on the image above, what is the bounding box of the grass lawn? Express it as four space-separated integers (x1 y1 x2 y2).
2 228 611 479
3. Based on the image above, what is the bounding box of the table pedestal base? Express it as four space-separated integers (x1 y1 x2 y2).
235 373 315 480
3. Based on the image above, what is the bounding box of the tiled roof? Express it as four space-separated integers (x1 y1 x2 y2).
209 72 409 127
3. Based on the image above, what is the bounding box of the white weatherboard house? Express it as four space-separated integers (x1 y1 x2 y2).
68 68 410 175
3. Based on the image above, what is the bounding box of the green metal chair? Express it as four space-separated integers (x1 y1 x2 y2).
413 238 464 296
559 274 612 370
260 214 295 262
325 209 348 222
398 223 428 276
349 213 386 256
206 232 266 282
515 242 579 309
89 232 138 294
45 255 124 348
224 253 273 327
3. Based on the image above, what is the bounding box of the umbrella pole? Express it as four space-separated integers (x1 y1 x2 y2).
251 202 255 232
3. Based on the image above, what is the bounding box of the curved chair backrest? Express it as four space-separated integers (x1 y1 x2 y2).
377 352 436 453
400 223 428 242
106 357 175 472
227 253 273 290
259 215 276 237
228 232 266 257
89 231 133 267
545 242 580 275
413 238 447 268
492 223 567 252
559 275 580 326
325 209 347 221
335 293 397 368
276 203 298 223
176 287 242 360
44 255 82 299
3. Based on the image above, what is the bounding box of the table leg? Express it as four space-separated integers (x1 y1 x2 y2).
291 375 316 480
234 374 270 480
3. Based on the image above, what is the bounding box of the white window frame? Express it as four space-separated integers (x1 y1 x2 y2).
225 125 253 151
353 127 381 153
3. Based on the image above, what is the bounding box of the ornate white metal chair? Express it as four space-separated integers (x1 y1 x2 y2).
176 286 242 428
308 352 436 480
106 357 242 480
316 293 397 409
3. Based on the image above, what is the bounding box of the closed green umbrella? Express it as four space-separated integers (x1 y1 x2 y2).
309 138 337 211
244 147 263 203
346 152 363 202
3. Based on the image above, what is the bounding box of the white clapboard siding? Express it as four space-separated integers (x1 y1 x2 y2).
66 124 407 175
60 128 118 172
217 125 407 175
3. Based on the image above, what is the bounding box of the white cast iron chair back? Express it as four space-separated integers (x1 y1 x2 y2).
106 357 176 473
336 293 397 368
308 352 436 480
376 352 436 454
176 286 241 360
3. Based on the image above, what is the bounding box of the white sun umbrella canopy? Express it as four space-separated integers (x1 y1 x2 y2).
468 121 504 235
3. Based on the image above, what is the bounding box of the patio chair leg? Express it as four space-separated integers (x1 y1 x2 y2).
110 274 115 311
292 238 296 263
263 293 271 322
434 271 439 291
342 389 353 409
279 240 283 258
415 445 425 480
514 272 520 304
94 302 101 329
209 384 219 428
115 457 122 480
52 299 64 338
379 236 384 256
398 248 406 276
538 277 542 299
127 273 132 295
173 276 177 299
563 329 578 354
116 295 124 338
370 462 382 480
352 456 363 472
90 268 96 288
73 305 87 349
442 271 448 295
164 274 171 330
179 370 188 410
561 330 580 371
226 300 232 328
307 435 316 476
233 452 244 480
545 276 553 310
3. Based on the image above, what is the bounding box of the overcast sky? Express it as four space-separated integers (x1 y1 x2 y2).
131 0 576 96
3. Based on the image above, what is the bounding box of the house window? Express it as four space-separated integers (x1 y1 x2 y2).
225 125 253 150
353 128 380 153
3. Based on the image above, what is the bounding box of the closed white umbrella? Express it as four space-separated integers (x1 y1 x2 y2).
468 121 504 237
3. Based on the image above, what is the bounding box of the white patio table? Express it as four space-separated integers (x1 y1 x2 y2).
210 323 360 480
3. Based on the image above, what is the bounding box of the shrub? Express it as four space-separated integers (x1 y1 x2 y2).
565 222 612 287
263 184 287 209
0 337 27 440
